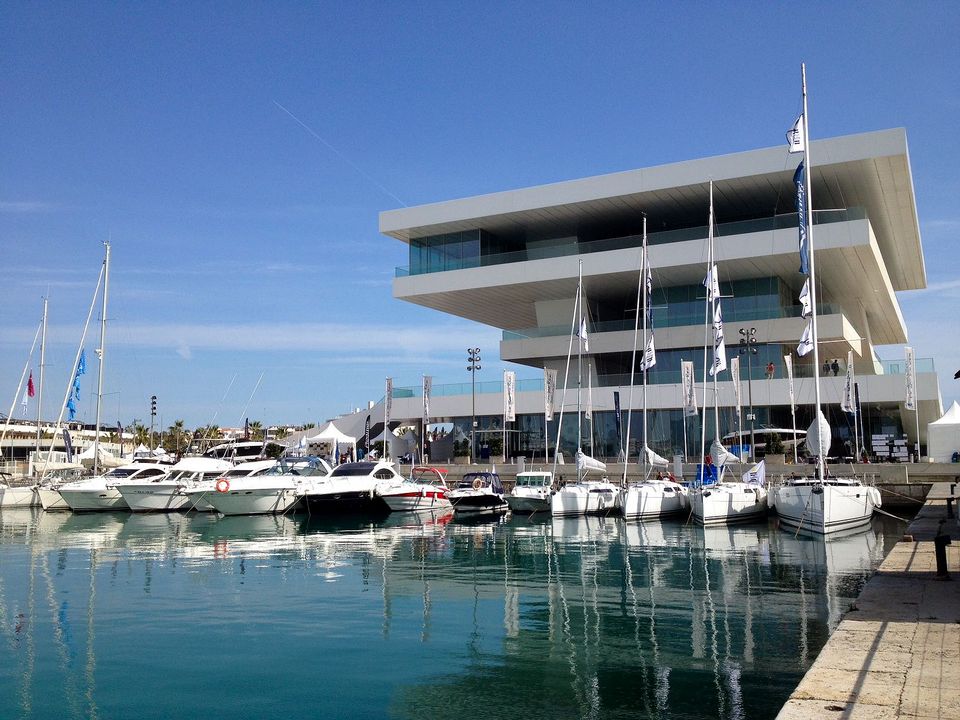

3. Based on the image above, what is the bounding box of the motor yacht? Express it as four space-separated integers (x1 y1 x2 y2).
204 457 331 516
506 470 553 514
57 462 169 512
376 465 452 512
448 471 508 515
300 460 399 515
116 457 233 512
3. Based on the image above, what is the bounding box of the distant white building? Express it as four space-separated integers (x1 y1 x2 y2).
345 129 942 462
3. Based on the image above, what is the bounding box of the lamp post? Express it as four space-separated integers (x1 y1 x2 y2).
738 329 758 462
467 348 481 461
150 395 157 448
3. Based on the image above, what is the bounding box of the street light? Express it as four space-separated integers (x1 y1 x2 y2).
738 329 758 462
467 348 481 461
150 395 157 448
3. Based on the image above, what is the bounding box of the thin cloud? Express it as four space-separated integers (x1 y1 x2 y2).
0 200 55 213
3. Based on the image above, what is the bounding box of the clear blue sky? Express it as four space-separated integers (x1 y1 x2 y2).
2 2 958 429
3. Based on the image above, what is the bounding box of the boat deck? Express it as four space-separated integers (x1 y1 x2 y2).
776 482 960 719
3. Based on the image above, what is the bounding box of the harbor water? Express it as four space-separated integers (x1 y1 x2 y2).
0 509 903 720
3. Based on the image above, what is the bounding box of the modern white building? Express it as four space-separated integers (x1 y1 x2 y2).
346 129 942 463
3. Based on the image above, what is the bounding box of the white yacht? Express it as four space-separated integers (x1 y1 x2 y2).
204 458 330 516
57 463 169 512
620 474 688 520
448 471 508 515
376 465 452 513
0 473 39 508
300 460 399 515
506 470 553 514
116 457 233 512
692 481 768 525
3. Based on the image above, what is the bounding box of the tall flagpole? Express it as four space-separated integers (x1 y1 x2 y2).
698 182 714 486
36 297 48 458
800 63 825 479
641 215 649 479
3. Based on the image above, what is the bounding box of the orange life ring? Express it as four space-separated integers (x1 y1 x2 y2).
216 478 230 493
472 478 482 490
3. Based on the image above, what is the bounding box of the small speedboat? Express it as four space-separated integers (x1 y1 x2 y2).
506 470 553 514
376 466 452 512
448 471 508 515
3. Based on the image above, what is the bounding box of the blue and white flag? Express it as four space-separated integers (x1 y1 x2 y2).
66 350 87 421
703 264 720 304
576 317 589 352
786 115 805 154
794 162 810 275
640 333 656 371
797 319 814 357
710 301 727 376
742 459 766 486
799 278 812 318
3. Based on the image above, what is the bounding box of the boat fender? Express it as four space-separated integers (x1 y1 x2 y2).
216 479 230 493
472 478 482 490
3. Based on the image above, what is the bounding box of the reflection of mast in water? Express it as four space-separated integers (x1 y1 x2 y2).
85 548 100 720
40 548 83 717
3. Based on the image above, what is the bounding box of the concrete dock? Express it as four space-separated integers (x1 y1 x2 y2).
777 482 960 719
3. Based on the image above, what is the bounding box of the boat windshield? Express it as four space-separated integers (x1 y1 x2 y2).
460 473 504 493
515 473 550 487
331 462 377 477
105 467 141 479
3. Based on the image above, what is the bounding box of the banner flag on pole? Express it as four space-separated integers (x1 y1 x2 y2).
640 333 656 371
904 346 917 411
644 246 654 328
681 360 698 417
797 319 814 356
794 162 810 275
576 317 589 352
503 371 516 423
799 279 812 318
422 376 432 428
363 414 371 451
742 459 767 486
20 386 29 415
784 354 795 406
786 114 805 154
703 264 720 303
709 300 727 376
841 350 856 414
544 368 557 421
63 429 74 463
585 367 593 420
384 377 393 426
28 371 35 399
613 390 622 448
731 356 742 410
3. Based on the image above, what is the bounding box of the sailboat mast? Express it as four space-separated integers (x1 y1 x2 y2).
641 215 649 475
93 242 110 476
698 182 714 482
36 297 48 456
621 223 645 485
576 259 583 459
800 63 825 476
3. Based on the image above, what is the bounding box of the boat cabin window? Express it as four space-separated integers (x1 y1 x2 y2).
331 462 378 477
374 469 396 480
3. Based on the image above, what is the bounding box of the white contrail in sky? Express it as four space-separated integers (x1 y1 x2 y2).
273 100 407 207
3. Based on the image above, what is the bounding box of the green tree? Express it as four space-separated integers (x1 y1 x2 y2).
132 423 149 446
248 420 264 441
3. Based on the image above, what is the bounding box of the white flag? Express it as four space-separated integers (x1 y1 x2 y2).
422 375 432 427
384 377 393 425
786 114 805 154
784 354 795 406
731 355 742 411
797 319 814 356
703 264 720 303
585 367 593 421
544 368 557 421
640 333 656 371
20 386 28 415
840 350 856 413
503 371 516 422
681 360 698 417
576 317 590 352
742 459 766 486
904 346 917 411
710 300 727 376
799 278 812 318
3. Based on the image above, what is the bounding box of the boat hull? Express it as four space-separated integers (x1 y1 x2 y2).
380 490 451 513
59 486 129 512
449 491 508 515
551 483 620 517
620 482 687 520
692 484 768 525
38 487 70 511
773 483 878 534
117 483 193 512
0 485 39 508
505 493 551 514
302 490 388 516
208 488 300 516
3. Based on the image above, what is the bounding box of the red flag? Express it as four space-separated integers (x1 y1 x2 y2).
27 371 35 398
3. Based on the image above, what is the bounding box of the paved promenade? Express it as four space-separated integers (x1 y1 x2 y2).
777 482 960 719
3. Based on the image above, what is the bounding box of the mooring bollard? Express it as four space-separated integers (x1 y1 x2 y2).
934 533 951 579
948 497 956 520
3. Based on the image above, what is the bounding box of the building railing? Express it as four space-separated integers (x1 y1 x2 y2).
395 208 866 277
502 303 844 341
385 355 934 400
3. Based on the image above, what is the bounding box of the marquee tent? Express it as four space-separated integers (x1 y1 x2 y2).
927 401 960 462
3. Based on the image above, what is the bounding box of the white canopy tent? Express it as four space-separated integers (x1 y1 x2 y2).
927 401 960 462
304 421 357 463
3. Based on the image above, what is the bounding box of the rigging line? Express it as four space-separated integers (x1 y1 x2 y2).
236 371 265 427
272 100 407 208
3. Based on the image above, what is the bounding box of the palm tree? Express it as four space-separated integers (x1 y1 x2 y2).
248 420 264 441
164 420 188 458
132 423 149 447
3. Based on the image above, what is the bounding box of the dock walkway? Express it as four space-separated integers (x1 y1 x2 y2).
777 481 960 719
